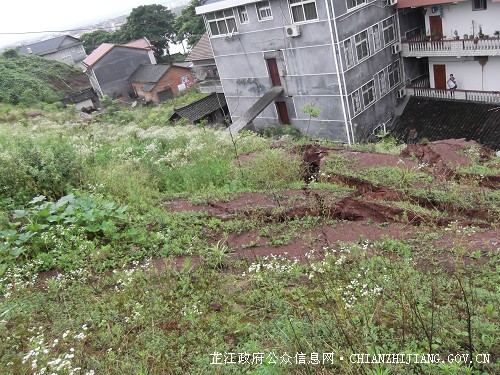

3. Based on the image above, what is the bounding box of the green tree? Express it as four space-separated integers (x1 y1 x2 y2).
120 4 175 61
174 0 205 48
80 29 123 54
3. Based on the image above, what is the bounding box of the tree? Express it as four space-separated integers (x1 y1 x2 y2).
80 29 123 54
174 0 205 48
120 4 175 61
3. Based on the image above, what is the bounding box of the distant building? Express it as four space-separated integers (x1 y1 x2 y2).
82 38 156 99
18 35 87 68
185 33 222 93
129 63 194 103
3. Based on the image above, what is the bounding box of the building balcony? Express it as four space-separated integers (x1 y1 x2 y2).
402 37 500 58
407 86 500 104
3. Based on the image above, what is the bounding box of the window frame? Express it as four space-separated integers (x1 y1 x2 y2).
289 0 318 23
361 80 375 108
205 10 238 37
387 60 401 89
377 69 387 97
354 30 370 62
350 89 362 116
344 39 354 68
256 0 273 21
382 16 396 45
237 5 249 24
472 0 487 11
372 24 382 52
346 0 367 10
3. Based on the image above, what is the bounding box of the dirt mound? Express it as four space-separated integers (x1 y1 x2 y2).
401 139 494 174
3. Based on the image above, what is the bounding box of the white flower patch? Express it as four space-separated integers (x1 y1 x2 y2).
0 260 43 300
244 254 299 280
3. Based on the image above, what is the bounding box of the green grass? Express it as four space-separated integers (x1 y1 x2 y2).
0 98 498 374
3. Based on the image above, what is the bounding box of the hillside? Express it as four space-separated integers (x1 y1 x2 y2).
0 50 90 105
0 103 498 373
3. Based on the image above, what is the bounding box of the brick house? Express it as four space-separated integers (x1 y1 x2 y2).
129 64 194 103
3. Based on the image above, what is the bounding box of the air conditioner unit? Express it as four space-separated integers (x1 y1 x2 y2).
388 0 398 6
397 88 406 98
285 25 301 37
391 42 402 54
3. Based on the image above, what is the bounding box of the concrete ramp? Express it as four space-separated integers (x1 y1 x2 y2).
227 86 283 134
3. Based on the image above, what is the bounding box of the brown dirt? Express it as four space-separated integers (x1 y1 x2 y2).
48 72 91 94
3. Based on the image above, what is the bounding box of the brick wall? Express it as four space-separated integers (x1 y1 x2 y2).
152 66 194 97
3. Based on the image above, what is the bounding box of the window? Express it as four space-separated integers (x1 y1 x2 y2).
472 0 486 10
362 80 375 107
351 90 362 115
372 24 381 52
388 60 401 88
377 70 387 96
206 10 238 36
354 30 369 61
238 6 249 23
346 0 366 10
289 0 318 23
344 39 354 68
256 1 273 20
383 16 396 45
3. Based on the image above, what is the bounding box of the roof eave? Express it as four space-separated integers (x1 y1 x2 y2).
196 0 259 14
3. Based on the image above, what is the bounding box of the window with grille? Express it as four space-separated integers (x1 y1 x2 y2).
362 80 375 107
351 90 362 115
472 0 486 10
346 0 366 10
238 6 249 23
206 10 238 36
289 0 318 23
383 16 396 44
354 30 369 61
372 24 381 52
344 39 354 68
388 60 401 88
377 70 387 96
256 1 273 20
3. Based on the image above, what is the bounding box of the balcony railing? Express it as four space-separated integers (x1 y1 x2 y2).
402 37 500 57
407 86 500 103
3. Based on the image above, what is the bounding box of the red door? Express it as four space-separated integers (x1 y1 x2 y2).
276 102 290 124
429 16 443 40
433 64 446 89
266 58 281 87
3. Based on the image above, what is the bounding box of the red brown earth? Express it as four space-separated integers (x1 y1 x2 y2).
163 140 498 272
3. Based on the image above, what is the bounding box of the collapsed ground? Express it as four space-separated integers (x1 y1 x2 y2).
0 109 498 374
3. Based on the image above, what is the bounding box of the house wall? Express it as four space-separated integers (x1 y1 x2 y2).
423 1 500 38
428 56 500 91
93 47 153 99
201 0 402 143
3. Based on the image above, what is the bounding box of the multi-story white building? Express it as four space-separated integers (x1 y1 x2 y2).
398 0 500 102
196 0 405 144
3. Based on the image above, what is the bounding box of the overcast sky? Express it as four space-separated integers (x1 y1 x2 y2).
0 0 186 47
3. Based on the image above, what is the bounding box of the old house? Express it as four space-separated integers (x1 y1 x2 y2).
82 39 156 99
195 0 404 143
185 33 222 93
18 35 87 67
169 93 228 124
129 64 194 103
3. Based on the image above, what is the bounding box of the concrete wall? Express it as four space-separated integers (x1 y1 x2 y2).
428 56 500 91
423 1 500 39
94 47 153 99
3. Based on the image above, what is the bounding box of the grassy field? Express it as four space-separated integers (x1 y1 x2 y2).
0 94 498 374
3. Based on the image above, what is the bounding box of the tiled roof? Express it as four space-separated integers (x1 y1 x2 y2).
18 35 81 55
185 33 214 62
129 64 170 83
391 97 500 150
124 38 152 49
82 39 152 68
170 93 227 122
